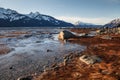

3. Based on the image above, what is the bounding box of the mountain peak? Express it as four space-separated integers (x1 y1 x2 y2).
74 21 102 28
111 18 120 24
28 12 41 19
34 12 40 15
0 7 73 27
0 7 17 14
104 18 120 28
29 12 40 15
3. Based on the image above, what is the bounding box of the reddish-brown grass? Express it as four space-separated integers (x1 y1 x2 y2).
33 29 120 80
0 44 11 54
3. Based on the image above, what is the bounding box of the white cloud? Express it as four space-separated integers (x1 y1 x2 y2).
56 16 113 25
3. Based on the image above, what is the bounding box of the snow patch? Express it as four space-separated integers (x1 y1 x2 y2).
0 13 7 19
42 16 50 21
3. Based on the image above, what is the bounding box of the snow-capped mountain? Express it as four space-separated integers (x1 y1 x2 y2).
26 12 65 25
75 21 94 26
27 12 51 21
0 8 26 21
104 18 120 28
0 7 73 27
75 21 102 28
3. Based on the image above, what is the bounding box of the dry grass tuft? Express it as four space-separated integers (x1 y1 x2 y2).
0 44 11 54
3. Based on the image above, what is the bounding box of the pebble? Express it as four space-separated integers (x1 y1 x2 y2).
17 76 33 80
47 49 52 52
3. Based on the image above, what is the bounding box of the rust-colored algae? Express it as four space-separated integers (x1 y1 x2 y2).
33 28 120 80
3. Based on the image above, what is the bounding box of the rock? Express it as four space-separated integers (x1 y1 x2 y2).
79 55 102 65
52 65 59 71
36 41 41 43
73 72 82 78
58 30 76 40
63 59 68 66
43 65 50 72
47 49 52 52
9 66 14 70
24 34 32 38
118 27 120 33
79 33 88 36
17 76 33 80
97 27 120 34
96 30 101 33
101 70 111 75
96 29 106 34
51 63 57 68
101 35 112 40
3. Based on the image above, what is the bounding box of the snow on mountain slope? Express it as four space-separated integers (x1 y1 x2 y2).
26 12 66 25
27 12 42 20
75 21 94 26
0 7 54 22
0 7 73 27
0 7 26 21
0 8 17 14
0 13 7 19
42 15 50 21
27 12 58 22
110 18 120 24
104 18 120 28
75 21 102 28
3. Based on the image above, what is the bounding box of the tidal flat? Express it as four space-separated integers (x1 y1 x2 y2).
0 28 85 80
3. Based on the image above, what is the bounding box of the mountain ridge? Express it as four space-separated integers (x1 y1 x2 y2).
0 7 73 27
0 7 120 28
75 21 102 28
104 18 120 28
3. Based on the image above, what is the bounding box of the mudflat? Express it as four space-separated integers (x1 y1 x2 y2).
0 28 85 80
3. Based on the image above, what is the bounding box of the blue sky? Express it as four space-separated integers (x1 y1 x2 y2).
0 0 120 24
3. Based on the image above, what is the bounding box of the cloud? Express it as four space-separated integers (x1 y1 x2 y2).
56 16 112 25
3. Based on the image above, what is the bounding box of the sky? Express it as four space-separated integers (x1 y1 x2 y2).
0 0 120 25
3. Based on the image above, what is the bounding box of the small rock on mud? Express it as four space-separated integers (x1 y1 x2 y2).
79 55 102 65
